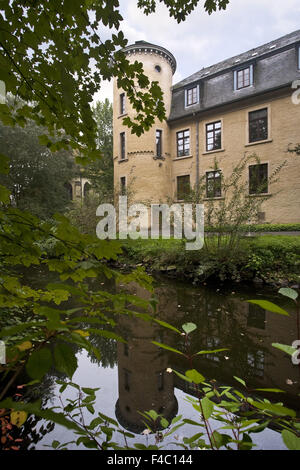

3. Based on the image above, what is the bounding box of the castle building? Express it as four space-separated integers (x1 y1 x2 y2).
113 31 300 224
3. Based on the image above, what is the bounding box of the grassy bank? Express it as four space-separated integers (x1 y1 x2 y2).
116 235 300 287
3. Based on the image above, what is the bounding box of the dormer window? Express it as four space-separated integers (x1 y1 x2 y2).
185 85 199 107
234 64 254 90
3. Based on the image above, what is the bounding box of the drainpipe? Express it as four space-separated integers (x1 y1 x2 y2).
195 118 200 199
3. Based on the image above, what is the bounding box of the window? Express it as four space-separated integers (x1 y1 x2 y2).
185 85 199 107
249 108 268 143
247 351 264 377
206 170 222 198
297 46 300 70
206 337 221 362
176 129 190 157
234 65 253 90
120 93 125 115
155 65 161 73
177 175 190 200
247 304 266 330
206 121 222 151
120 132 125 160
156 130 162 157
120 176 126 195
249 163 268 195
157 371 164 391
124 369 131 391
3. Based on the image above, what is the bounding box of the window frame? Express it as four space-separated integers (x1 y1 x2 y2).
234 64 254 90
206 120 222 152
206 170 222 199
120 176 126 195
156 129 162 157
185 84 199 107
248 163 268 195
120 132 126 160
176 129 190 158
120 92 125 115
248 108 268 143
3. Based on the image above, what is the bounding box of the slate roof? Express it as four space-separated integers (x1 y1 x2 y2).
169 29 300 122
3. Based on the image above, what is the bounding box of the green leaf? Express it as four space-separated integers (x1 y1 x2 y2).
185 369 205 384
200 396 214 420
279 287 298 300
282 430 300 450
160 417 169 428
234 376 246 387
0 153 10 174
246 300 289 316
0 184 10 203
52 440 60 449
254 388 285 393
182 323 197 335
153 319 181 334
54 343 78 379
26 347 52 380
196 348 228 355
211 431 232 449
152 341 184 356
272 343 297 356
250 401 296 418
172 369 194 383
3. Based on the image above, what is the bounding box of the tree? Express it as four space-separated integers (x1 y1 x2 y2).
0 119 75 219
83 99 113 203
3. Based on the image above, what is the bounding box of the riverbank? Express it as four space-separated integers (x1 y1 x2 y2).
112 235 300 289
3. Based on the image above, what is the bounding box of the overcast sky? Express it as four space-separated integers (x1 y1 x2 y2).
93 0 300 104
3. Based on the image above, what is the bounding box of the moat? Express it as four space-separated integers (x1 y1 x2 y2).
17 271 299 450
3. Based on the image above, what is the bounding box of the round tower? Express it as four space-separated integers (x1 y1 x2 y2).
113 41 176 208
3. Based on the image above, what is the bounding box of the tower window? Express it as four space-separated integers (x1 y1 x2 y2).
155 65 161 72
176 129 190 157
120 176 126 195
157 371 164 391
156 130 162 157
120 132 126 160
124 369 131 391
120 93 125 115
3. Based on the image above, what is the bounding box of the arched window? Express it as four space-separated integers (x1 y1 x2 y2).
84 182 91 197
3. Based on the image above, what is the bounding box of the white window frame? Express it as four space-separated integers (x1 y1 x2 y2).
234 64 254 90
184 84 200 108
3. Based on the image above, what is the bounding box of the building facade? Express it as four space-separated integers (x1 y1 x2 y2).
113 31 300 224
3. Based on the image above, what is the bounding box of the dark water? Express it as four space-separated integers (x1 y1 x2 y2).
11 271 300 450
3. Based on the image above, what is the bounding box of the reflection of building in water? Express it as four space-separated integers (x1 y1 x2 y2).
114 279 300 432
115 283 178 433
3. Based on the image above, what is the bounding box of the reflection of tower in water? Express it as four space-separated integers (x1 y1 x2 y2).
115 283 178 434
